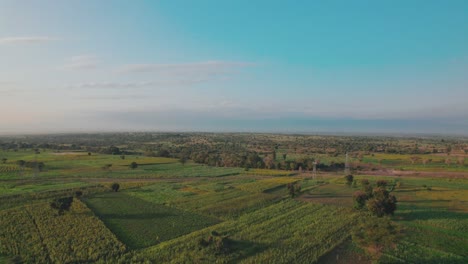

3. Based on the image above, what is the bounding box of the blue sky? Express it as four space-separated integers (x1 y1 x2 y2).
0 0 467 134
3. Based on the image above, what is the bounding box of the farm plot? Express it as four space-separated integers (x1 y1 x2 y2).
0 199 125 263
116 199 358 263
382 203 468 263
84 191 219 249
125 179 285 220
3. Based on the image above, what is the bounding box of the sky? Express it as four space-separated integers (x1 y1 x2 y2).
0 0 467 135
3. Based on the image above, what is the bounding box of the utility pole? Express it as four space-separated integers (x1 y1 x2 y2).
34 149 39 177
312 160 317 179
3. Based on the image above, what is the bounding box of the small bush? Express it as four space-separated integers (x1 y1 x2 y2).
111 183 120 192
345 175 354 186
50 197 74 215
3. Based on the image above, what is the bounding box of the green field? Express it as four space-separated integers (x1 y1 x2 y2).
0 133 467 263
84 192 219 249
0 199 125 263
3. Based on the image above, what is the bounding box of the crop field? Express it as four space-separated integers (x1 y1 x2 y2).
116 200 358 263
0 133 467 263
0 199 125 263
0 150 242 180
84 192 219 249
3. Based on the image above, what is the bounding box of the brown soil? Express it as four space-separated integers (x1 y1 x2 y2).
361 169 468 178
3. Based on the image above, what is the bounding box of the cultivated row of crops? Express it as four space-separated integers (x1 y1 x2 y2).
115 199 358 263
84 192 219 249
0 199 126 263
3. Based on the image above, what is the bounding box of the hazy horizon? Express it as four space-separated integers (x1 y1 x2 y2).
1 0 467 135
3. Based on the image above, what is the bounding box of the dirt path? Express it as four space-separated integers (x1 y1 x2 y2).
361 169 468 178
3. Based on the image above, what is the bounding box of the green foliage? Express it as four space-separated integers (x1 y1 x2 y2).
376 180 388 187
355 180 397 217
50 197 73 215
353 191 368 209
129 161 138 169
345 174 354 186
111 183 120 192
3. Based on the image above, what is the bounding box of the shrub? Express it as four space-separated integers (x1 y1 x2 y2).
111 183 120 192
75 191 83 198
376 180 387 187
50 197 73 215
345 174 354 186
129 162 138 169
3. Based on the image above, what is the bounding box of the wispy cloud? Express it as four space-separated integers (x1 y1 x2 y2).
67 77 214 90
118 61 253 74
0 36 58 45
68 81 157 89
66 61 253 90
62 55 99 70
79 94 148 100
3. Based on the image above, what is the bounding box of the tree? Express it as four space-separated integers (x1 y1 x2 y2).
157 149 170 158
345 174 354 186
111 183 120 192
88 152 92 156
355 180 397 217
75 191 83 198
101 146 121 155
282 153 287 160
129 162 138 169
367 187 397 217
50 197 74 215
1 158 6 164
120 155 125 160
353 191 368 209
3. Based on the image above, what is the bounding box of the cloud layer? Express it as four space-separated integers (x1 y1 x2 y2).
62 55 99 70
118 61 253 74
0 36 58 45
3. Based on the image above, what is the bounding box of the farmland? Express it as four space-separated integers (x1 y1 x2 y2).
0 133 467 263
84 192 219 249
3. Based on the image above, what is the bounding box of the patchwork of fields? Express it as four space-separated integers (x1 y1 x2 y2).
0 148 467 263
